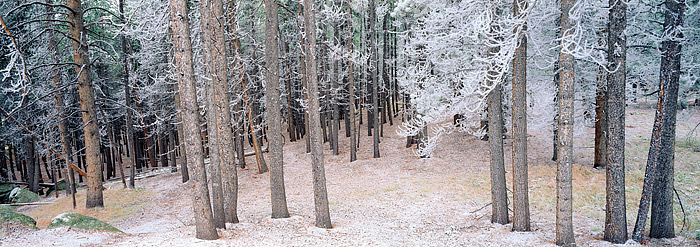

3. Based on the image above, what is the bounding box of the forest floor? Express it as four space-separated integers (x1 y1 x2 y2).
1 102 699 246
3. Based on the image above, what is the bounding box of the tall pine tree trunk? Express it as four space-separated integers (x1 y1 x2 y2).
265 0 290 219
303 0 332 228
331 54 340 155
213 0 238 224
119 0 138 188
604 0 628 242
557 0 576 244
488 85 508 224
200 0 228 228
632 0 684 238
67 0 104 209
369 0 380 158
512 0 530 232
346 0 356 162
649 0 684 239
169 0 218 239
487 6 507 223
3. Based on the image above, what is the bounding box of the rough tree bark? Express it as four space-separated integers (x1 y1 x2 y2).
303 0 332 228
512 0 530 232
265 0 290 219
486 5 507 224
211 0 238 224
201 0 239 227
647 0 684 239
488 85 508 224
556 0 575 244
346 0 356 162
604 0 628 242
67 0 104 209
594 29 608 170
200 0 228 228
169 0 218 239
331 52 340 156
25 138 37 193
369 0 380 158
173 83 189 182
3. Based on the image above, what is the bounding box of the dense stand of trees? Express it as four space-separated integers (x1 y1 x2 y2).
0 0 697 243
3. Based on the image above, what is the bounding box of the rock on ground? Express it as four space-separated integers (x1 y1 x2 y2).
48 213 122 233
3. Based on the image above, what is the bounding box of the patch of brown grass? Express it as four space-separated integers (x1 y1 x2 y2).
25 187 153 228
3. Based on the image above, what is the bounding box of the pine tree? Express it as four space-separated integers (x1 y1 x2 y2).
604 0 628 242
556 0 576 244
66 0 104 209
265 0 290 219
512 0 531 232
169 0 218 238
303 0 332 228
200 0 227 227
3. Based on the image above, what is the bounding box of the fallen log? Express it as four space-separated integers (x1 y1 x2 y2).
243 147 268 157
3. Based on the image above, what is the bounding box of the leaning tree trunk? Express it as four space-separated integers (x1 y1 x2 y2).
512 0 530 232
556 0 576 244
604 0 628 243
265 0 290 219
67 0 103 209
169 0 218 239
303 0 332 229
242 76 268 174
647 0 684 239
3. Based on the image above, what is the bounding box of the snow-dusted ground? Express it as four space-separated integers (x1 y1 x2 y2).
2 106 698 246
